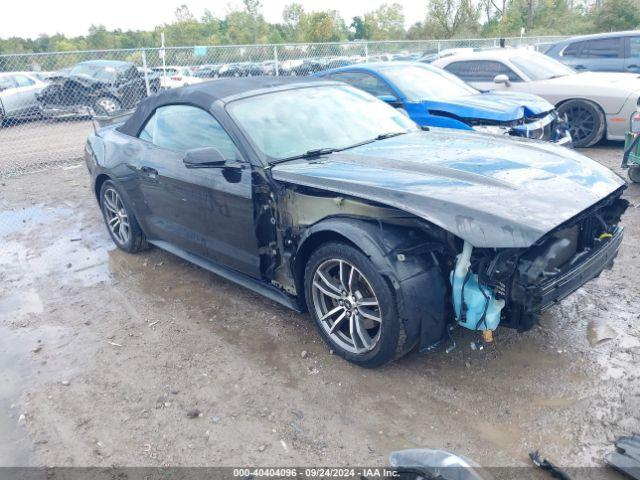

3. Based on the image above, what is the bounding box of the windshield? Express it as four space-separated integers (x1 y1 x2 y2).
381 65 478 101
228 85 416 162
70 63 119 82
510 53 575 80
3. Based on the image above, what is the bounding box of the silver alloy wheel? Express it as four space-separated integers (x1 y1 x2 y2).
102 187 130 245
311 259 382 354
97 98 118 113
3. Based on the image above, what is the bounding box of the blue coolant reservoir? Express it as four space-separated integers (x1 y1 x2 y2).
450 242 505 331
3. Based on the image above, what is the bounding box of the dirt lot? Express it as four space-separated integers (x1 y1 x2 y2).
0 143 638 471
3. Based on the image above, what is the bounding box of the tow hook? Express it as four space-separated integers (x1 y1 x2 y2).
481 330 494 343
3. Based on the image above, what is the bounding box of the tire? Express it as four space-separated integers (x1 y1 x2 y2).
99 180 147 253
93 96 122 115
629 165 640 183
304 242 407 368
557 99 605 148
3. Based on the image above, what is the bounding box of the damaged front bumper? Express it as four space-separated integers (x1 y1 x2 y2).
472 111 572 146
454 190 628 334
516 225 623 313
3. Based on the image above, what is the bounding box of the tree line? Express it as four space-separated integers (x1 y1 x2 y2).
1 0 639 54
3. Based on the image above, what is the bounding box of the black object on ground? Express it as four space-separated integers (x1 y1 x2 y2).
608 434 640 479
529 450 573 480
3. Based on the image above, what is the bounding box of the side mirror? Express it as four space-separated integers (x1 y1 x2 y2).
493 74 511 87
183 147 227 168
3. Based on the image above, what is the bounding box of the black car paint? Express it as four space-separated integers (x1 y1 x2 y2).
37 61 160 116
85 78 627 351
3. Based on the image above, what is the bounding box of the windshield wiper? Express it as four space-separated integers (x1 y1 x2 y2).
271 131 411 166
273 147 338 164
376 131 408 140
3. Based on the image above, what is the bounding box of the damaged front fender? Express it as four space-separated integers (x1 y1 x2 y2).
294 217 448 352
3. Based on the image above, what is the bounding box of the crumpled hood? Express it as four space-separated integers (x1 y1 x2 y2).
423 91 554 122
271 130 624 248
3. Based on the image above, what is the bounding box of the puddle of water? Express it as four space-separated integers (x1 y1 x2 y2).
0 324 77 466
0 204 113 289
0 205 68 237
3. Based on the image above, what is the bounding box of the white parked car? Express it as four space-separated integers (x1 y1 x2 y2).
433 49 640 147
0 72 47 124
151 66 202 90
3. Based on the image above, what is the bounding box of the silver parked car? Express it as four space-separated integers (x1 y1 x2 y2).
433 49 640 147
0 72 47 124
545 31 640 74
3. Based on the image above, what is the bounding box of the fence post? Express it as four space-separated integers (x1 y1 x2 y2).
141 49 151 96
273 45 279 76
364 42 369 63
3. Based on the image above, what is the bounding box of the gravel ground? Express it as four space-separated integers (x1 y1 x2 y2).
0 119 91 177
0 142 638 471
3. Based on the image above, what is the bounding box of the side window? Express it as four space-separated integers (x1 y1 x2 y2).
138 105 239 160
14 75 35 87
444 61 521 82
0 76 17 90
329 72 395 97
123 66 138 80
630 38 640 58
581 38 623 58
562 41 586 57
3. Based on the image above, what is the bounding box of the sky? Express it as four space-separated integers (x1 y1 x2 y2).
3 0 427 39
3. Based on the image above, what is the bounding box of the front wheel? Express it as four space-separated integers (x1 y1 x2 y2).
557 99 605 148
628 165 640 183
99 180 147 253
93 96 121 115
304 242 407 368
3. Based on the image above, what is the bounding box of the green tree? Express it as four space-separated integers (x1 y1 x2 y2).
349 16 368 40
426 0 481 38
590 0 640 31
304 11 347 42
363 3 406 40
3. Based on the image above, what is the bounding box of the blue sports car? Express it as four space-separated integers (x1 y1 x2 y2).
316 62 571 145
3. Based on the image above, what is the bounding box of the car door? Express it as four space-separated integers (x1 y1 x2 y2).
442 60 526 92
118 65 146 107
135 104 260 277
12 75 39 114
0 76 19 116
574 37 625 72
625 37 640 73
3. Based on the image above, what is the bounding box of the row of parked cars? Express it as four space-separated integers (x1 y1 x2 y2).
2 31 640 153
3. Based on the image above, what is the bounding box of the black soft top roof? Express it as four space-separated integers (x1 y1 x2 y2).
118 76 328 137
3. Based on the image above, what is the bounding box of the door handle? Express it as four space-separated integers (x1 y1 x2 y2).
628 64 640 69
574 64 586 70
140 166 158 178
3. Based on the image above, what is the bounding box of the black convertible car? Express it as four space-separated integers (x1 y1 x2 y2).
85 77 628 367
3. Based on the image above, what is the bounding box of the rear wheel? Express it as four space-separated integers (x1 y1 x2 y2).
557 99 605 148
304 242 407 368
628 165 640 183
99 180 147 253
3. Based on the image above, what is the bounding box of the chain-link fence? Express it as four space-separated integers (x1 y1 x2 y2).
0 35 565 178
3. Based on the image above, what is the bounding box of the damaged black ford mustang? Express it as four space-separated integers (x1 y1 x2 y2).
85 77 628 367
